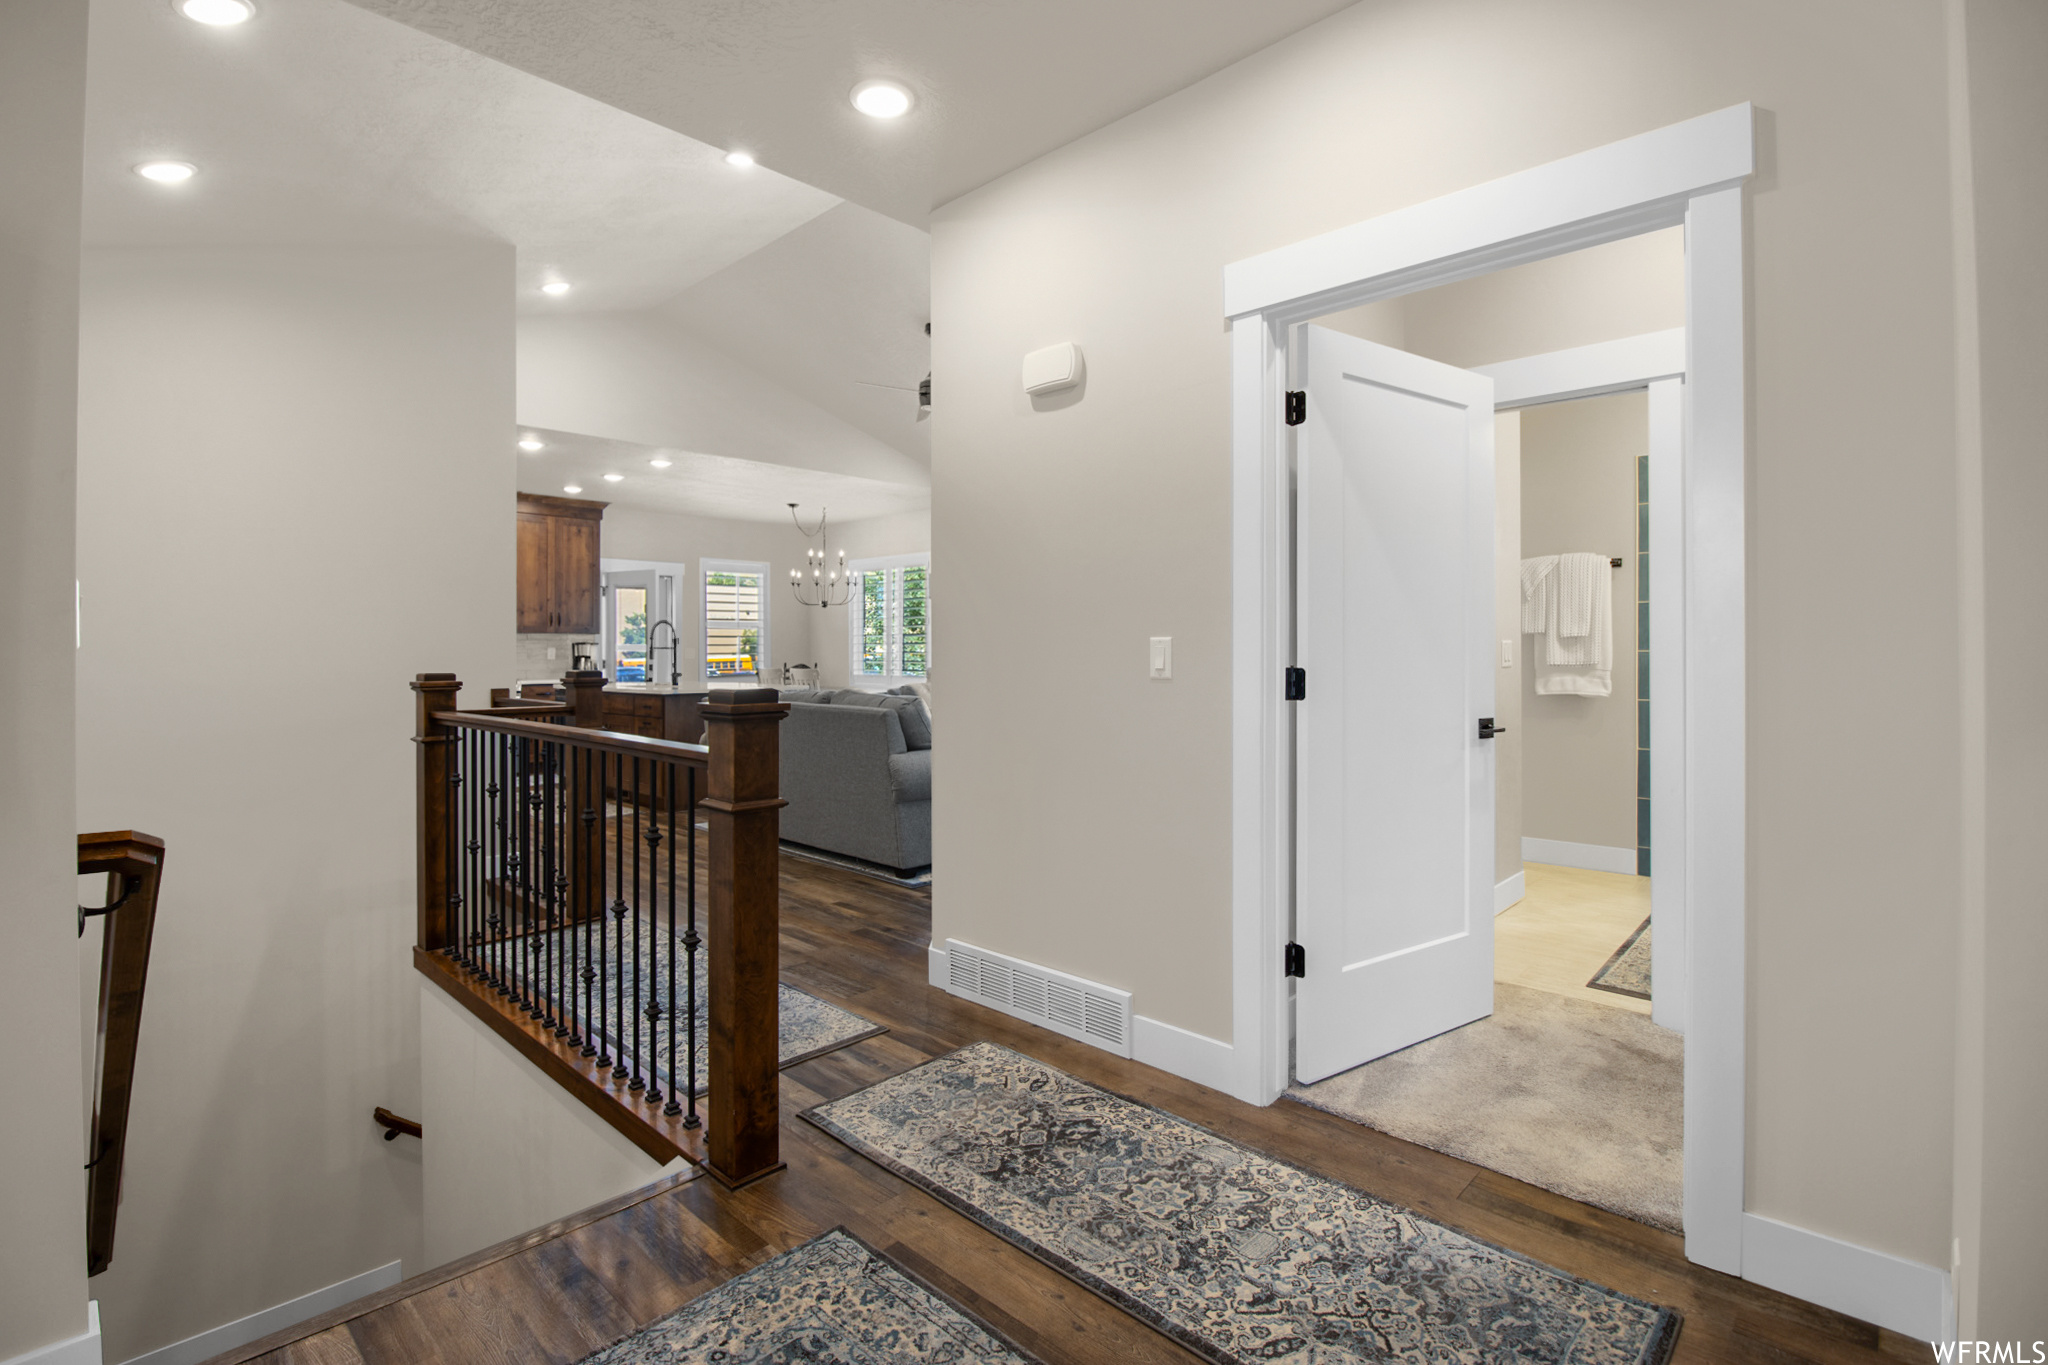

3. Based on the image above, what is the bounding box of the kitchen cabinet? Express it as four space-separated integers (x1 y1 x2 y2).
516 493 605 634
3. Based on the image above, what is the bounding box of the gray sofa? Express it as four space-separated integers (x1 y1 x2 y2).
778 689 931 873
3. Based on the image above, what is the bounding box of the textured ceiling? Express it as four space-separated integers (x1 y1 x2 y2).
340 0 1361 224
83 0 841 310
515 429 929 524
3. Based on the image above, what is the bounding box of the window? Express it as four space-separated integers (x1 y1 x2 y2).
849 554 930 684
612 584 649 681
703 560 767 681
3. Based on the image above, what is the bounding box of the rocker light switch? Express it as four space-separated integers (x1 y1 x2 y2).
1149 636 1172 679
1500 638 1514 669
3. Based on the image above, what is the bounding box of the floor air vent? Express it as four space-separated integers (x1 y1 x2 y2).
940 939 1132 1058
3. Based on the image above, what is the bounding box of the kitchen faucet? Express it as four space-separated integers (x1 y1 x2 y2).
648 619 681 687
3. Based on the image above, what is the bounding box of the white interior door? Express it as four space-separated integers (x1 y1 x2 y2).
1294 326 1497 1084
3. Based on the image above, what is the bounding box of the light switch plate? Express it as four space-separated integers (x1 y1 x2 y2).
1149 636 1172 679
548 646 558 661
1500 638 1514 668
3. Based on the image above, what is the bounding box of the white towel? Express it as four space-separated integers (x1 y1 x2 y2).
1521 552 1612 696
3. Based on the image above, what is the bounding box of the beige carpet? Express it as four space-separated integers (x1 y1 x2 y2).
1287 982 1683 1231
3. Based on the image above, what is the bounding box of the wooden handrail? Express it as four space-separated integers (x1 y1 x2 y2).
436 708 710 766
78 829 167 1277
409 673 787 1188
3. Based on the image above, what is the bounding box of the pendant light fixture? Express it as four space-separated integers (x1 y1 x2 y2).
788 504 851 608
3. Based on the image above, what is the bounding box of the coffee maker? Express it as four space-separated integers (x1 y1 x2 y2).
569 642 597 673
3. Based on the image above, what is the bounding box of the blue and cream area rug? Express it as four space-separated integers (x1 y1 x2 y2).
808 1043 1682 1365
520 922 885 1094
1587 919 1653 1000
578 1228 1038 1364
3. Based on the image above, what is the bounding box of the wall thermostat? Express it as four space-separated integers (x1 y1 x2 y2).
1022 341 1083 396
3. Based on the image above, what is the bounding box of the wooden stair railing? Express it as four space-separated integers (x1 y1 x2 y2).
78 829 167 1276
410 672 788 1188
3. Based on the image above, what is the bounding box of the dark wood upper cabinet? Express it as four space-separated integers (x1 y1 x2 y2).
516 493 606 634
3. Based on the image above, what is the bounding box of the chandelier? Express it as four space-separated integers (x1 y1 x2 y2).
788 503 851 608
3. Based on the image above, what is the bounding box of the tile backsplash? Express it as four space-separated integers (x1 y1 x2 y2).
513 633 591 683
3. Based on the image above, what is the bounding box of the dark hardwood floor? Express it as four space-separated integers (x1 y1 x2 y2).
218 850 1933 1365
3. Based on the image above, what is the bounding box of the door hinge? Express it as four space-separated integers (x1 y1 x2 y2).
1284 666 1306 701
1284 942 1305 978
1285 390 1306 426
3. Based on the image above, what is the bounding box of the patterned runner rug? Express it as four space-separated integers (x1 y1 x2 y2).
808 1042 1681 1365
577 1228 1038 1364
1587 918 1653 999
518 921 885 1095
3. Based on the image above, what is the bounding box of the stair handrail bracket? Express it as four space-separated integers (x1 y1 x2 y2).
409 672 787 1188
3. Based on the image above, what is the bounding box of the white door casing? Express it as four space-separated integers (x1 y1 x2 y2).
1293 327 1498 1084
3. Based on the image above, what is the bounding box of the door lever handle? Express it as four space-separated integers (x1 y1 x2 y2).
1477 718 1507 739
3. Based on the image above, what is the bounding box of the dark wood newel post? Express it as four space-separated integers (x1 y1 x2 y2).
564 668 607 729
701 686 788 1187
412 673 462 952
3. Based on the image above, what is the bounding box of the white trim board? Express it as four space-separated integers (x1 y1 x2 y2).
1494 870 1526 915
1226 103 1752 1278
1522 837 1639 876
1741 1215 1949 1343
117 1262 401 1365
927 944 1239 1094
3 1304 100 1365
1476 330 1684 409
1223 105 1752 320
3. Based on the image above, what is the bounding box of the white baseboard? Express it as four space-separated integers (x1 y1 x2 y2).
118 1262 402 1365
2 1303 100 1365
1522 836 1638 876
1494 870 1526 914
1741 1213 1948 1342
1131 1015 1237 1093
931 944 1241 1097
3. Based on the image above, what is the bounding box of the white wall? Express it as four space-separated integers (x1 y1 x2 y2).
809 509 932 689
419 981 678 1268
1518 392 1644 854
1493 413 1522 890
931 0 1962 1275
600 505 816 688
75 243 514 1362
518 313 928 488
1953 0 2048 1337
0 4 93 1360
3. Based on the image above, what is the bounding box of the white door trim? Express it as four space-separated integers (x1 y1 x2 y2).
1226 105 1751 1275
1475 328 1685 409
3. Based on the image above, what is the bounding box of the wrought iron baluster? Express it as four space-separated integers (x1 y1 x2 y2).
683 764 700 1128
541 740 559 1033
444 725 461 964
578 746 599 1057
488 733 507 992
642 759 665 1105
664 761 681 1117
611 752 628 1079
628 757 644 1091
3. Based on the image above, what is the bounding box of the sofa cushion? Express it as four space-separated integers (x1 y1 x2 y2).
892 697 932 750
833 690 890 707
887 749 932 803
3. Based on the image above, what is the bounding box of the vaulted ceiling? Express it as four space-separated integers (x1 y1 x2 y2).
83 0 1355 519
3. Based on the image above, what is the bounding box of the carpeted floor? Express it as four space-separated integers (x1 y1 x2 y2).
576 1228 1038 1364
809 1042 1681 1365
1288 982 1683 1231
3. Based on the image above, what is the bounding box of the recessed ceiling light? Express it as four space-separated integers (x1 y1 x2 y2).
602 473 625 482
724 150 755 168
851 80 912 119
648 457 672 469
540 280 571 296
563 484 582 494
135 161 197 183
176 0 254 25
518 437 544 452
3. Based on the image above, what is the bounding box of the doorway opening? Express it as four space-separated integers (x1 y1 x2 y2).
1224 103 1751 1271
